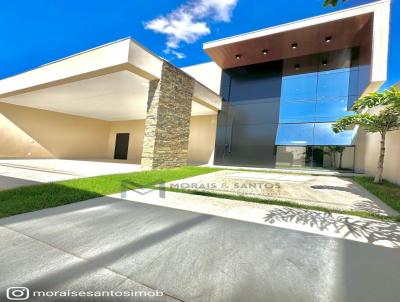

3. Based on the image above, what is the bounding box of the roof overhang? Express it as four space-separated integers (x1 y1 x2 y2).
0 38 221 120
204 0 390 92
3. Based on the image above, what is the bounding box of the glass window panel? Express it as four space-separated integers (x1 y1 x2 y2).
313 123 355 145
317 69 351 99
283 54 319 76
346 95 359 111
279 100 315 123
276 146 307 168
315 97 354 122
321 146 355 170
276 123 314 145
348 66 360 97
230 100 280 125
319 49 352 71
357 65 372 96
281 73 318 102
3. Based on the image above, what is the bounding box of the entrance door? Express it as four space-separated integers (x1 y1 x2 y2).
114 133 130 160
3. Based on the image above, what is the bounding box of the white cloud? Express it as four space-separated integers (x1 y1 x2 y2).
145 0 238 58
164 48 187 59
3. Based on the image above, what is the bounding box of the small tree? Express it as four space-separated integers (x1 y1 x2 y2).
332 87 400 183
324 0 347 7
324 146 346 169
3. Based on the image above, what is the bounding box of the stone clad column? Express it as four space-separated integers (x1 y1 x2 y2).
141 61 195 170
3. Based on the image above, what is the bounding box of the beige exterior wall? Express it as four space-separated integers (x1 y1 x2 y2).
0 103 217 165
107 120 145 163
355 129 400 184
107 115 217 165
188 115 217 165
0 103 110 158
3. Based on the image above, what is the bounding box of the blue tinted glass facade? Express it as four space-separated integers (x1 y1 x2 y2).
276 48 359 146
214 47 370 170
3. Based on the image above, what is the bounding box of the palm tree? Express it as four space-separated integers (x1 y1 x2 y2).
332 87 400 184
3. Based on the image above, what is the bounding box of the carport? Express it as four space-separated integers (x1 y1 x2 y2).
0 38 221 170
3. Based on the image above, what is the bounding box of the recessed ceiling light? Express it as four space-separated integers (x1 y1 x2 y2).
295 64 301 70
262 49 269 55
291 43 298 49
235 54 242 60
325 36 332 43
322 60 328 66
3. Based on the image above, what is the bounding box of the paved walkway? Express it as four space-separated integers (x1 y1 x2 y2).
1 192 399 302
165 170 398 216
207 164 361 176
0 159 141 190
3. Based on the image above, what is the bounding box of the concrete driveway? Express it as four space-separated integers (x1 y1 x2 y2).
166 170 398 216
1 194 400 302
0 159 141 190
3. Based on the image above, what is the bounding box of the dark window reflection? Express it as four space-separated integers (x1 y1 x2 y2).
276 146 355 170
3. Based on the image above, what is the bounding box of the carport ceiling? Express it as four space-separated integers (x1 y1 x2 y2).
0 71 215 121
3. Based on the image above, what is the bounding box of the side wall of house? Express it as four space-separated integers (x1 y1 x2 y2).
355 128 400 184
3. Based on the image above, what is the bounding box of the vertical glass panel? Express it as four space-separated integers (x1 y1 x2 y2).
313 123 355 145
281 73 318 102
283 54 319 76
275 146 307 168
315 97 354 122
319 48 352 71
276 146 355 171
317 69 351 99
279 100 315 123
321 146 355 170
357 65 372 95
275 123 314 145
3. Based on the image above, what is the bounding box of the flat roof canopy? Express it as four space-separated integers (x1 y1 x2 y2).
0 38 221 121
204 0 390 90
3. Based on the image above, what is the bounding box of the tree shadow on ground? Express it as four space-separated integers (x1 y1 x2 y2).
263 207 400 248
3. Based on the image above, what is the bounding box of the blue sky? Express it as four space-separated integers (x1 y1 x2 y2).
0 0 398 88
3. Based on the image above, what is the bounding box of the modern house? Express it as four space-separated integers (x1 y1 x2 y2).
1 1 397 181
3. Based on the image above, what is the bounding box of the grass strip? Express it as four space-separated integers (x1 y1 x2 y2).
352 176 400 213
161 187 400 223
0 166 219 218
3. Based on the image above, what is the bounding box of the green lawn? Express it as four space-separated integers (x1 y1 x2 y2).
353 176 400 213
0 166 219 218
1 166 399 222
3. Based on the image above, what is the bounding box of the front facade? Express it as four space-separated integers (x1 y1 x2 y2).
200 0 391 172
0 1 396 180
212 48 361 170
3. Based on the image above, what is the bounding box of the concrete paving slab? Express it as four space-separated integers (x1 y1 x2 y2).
0 225 177 302
0 175 40 191
207 164 361 176
0 159 141 190
226 172 315 182
116 190 400 248
166 170 398 216
1 195 400 302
